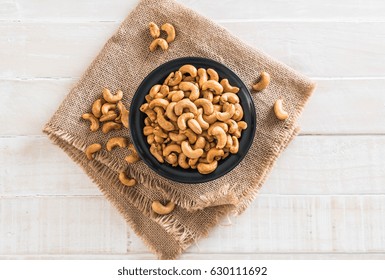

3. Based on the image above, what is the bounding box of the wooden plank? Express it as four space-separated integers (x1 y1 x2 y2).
1 136 384 196
1 78 385 136
1 22 385 78
0 196 127 254
1 0 385 21
128 195 385 254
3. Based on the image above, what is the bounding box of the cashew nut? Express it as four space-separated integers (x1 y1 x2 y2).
212 95 221 104
252 71 270 91
102 121 121 133
197 68 208 89
163 144 182 157
181 128 197 145
149 22 160 38
103 88 123 103
274 99 289 120
220 92 240 104
237 121 248 130
150 144 164 163
188 158 199 169
151 201 175 215
225 119 239 134
202 90 213 102
207 122 229 135
169 132 187 142
168 71 182 86
91 99 103 118
153 126 168 138
143 126 154 136
140 104 157 122
149 98 169 110
177 112 195 130
187 119 202 134
82 113 99 132
206 148 225 163
106 137 127 151
99 111 118 122
165 153 178 166
178 153 190 169
211 126 227 149
183 75 195 82
147 134 155 145
179 82 200 101
101 103 116 115
174 98 198 115
170 90 184 102
119 172 137 187
194 98 214 115
149 84 162 98
117 101 129 128
202 80 223 95
233 103 244 121
193 136 206 150
153 107 175 131
195 109 210 130
179 64 197 78
207 68 219 82
85 143 102 160
202 111 218 124
220 79 240 93
161 23 176 43
125 153 140 164
225 134 233 149
216 103 235 122
197 160 218 174
149 38 168 52
181 141 203 159
229 136 239 154
165 101 178 121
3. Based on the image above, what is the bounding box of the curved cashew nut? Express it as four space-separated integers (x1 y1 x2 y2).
177 112 195 130
85 143 102 160
174 98 198 115
119 172 137 187
195 109 210 130
153 107 175 131
153 126 168 138
187 119 202 134
274 99 289 120
149 38 168 52
168 71 182 86
125 144 141 164
170 90 184 102
178 153 190 169
151 201 175 215
216 103 235 122
117 101 129 128
182 75 195 82
206 148 225 163
165 153 178 166
165 101 178 122
149 84 161 98
91 99 103 118
194 98 214 115
201 130 214 143
169 132 187 142
149 22 160 38
181 128 197 145
99 111 118 122
202 111 218 124
202 90 213 102
102 122 121 133
150 144 164 163
220 92 240 104
220 79 240 93
106 137 127 151
202 80 223 95
211 126 227 149
230 136 239 154
225 119 239 134
179 82 200 101
154 135 164 144
193 136 206 150
197 160 218 174
252 71 270 91
207 68 219 82
161 23 176 43
82 113 99 132
179 64 197 78
225 134 233 149
153 85 169 99
233 103 244 121
212 95 221 104
163 72 174 86
149 98 169 110
207 122 229 135
237 121 248 130
101 103 116 115
163 144 182 157
181 141 204 159
140 103 157 122
103 88 123 103
188 158 199 169
197 68 208 89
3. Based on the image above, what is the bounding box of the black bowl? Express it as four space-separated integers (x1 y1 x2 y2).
129 57 256 184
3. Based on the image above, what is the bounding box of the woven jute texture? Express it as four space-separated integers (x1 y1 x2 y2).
43 0 315 259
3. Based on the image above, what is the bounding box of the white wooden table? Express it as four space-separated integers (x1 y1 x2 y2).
1 0 384 259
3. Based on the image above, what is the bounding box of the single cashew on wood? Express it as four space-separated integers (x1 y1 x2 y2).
252 71 270 92
119 172 137 187
274 98 289 120
106 137 127 151
151 200 175 215
161 23 176 43
82 113 99 132
149 22 160 38
85 143 102 160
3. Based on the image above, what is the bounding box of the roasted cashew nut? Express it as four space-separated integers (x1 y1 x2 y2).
153 107 175 131
161 23 176 43
153 126 168 138
216 103 235 122
99 111 118 122
106 137 127 151
212 95 221 104
149 22 160 38
168 71 182 86
181 141 204 159
195 109 210 131
181 129 197 145
163 144 182 157
207 122 229 135
206 148 225 163
117 101 129 128
170 90 184 102
202 90 213 102
147 134 155 145
179 82 200 101
178 153 190 169
233 103 244 121
187 119 202 134
165 102 178 122
140 104 157 122
220 79 240 93
211 126 227 149
197 68 208 89
165 153 178 166
197 160 218 174
149 98 169 110
169 132 187 142
202 111 218 124
82 113 99 132
193 136 206 150
85 143 102 160
143 126 154 136
150 144 164 163
207 68 219 82
220 92 240 104
101 103 116 115
91 99 103 118
177 112 195 130
102 122 122 134
149 84 161 98
229 136 239 154
252 71 270 91
274 99 289 120
151 201 175 215
194 98 214 115
103 88 123 103
225 119 239 134
174 98 198 115
202 80 223 95
119 172 137 187
149 38 168 52
125 144 140 164
179 65 197 78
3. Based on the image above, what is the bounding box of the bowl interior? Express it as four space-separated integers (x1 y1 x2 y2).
129 57 256 184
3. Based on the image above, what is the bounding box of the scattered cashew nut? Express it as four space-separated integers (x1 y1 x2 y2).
274 98 289 120
119 172 137 187
151 200 175 215
252 71 270 92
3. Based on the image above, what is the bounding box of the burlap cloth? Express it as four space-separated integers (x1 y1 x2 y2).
43 0 315 259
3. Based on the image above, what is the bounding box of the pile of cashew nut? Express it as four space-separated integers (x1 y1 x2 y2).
140 64 248 175
148 22 175 52
82 88 130 133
